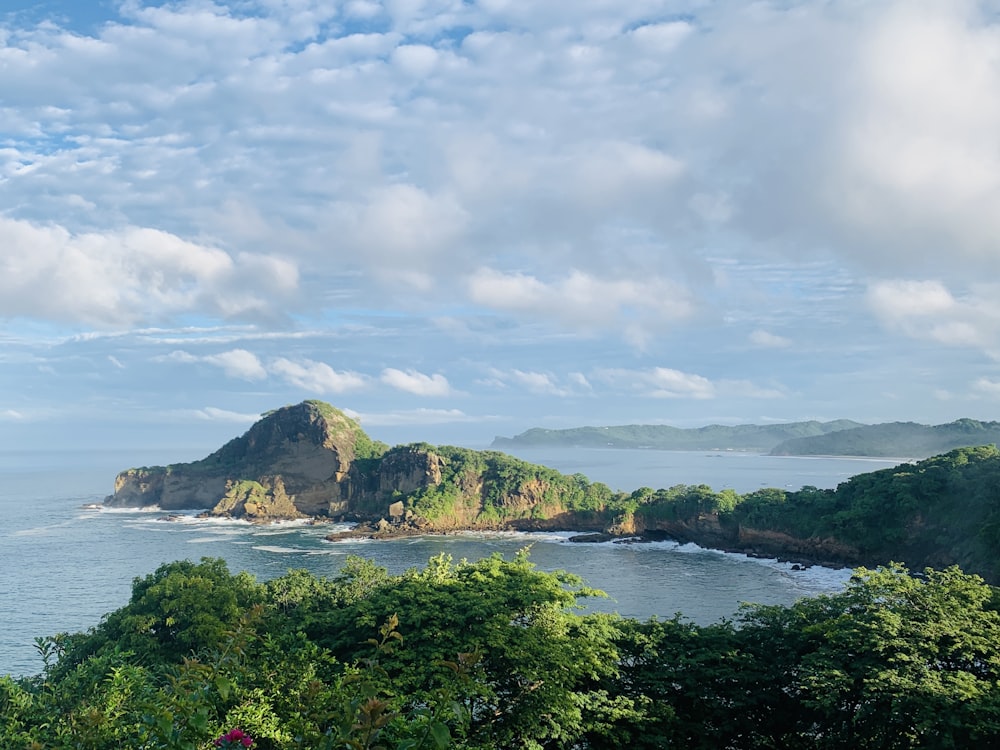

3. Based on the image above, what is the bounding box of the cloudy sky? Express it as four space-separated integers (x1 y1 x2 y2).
2 0 1000 455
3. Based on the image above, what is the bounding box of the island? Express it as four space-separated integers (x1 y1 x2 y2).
107 400 1000 582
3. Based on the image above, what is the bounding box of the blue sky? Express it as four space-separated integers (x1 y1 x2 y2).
2 0 1000 455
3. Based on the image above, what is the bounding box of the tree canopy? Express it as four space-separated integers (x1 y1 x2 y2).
4 554 1000 749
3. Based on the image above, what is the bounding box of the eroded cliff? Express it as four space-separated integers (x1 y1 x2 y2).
106 401 404 521
105 405 620 528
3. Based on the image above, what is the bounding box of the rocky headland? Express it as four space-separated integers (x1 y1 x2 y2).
106 401 611 533
106 401 1000 580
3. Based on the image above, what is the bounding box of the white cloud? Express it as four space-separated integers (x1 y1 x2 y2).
158 350 200 364
868 280 955 320
270 357 369 393
868 280 1000 351
629 21 694 52
595 367 715 400
155 348 267 380
485 368 582 397
717 379 787 400
0 219 298 327
203 349 268 381
380 368 453 396
646 368 715 400
595 370 786 401
973 378 1000 398
346 408 491 426
509 370 567 396
467 268 693 345
392 44 440 76
832 1 1000 268
341 184 470 288
5 0 1000 439
749 329 792 349
189 407 261 423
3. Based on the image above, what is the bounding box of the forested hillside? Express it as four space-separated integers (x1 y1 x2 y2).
492 419 861 452
492 417 1000 458
769 417 1000 457
3 555 999 749
617 445 1000 581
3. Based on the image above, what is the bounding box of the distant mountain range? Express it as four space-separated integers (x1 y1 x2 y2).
769 418 1000 458
492 418 1000 458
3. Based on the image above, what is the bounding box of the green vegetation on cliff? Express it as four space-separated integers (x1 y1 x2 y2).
402 445 615 524
734 444 1000 577
5 555 1000 748
585 445 1000 582
361 442 1000 583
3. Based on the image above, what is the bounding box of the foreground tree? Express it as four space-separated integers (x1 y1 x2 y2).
735 565 1000 748
5 556 1000 748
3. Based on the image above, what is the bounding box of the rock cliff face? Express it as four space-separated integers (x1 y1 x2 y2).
607 510 864 567
105 401 439 522
735 527 861 566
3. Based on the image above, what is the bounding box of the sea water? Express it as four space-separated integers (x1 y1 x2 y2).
0 448 904 677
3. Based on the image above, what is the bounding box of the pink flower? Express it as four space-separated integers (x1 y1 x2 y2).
214 728 253 748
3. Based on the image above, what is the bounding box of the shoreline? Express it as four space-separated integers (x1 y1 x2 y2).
323 520 853 572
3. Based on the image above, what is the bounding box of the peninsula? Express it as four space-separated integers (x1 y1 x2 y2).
107 400 1000 582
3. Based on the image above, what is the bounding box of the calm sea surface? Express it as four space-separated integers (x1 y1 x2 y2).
0 447 905 677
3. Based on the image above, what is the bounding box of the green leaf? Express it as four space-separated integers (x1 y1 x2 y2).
428 720 451 748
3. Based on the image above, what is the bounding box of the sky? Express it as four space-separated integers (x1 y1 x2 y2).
2 0 1000 456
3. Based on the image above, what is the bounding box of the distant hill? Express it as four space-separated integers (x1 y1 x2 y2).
769 418 1000 458
491 420 865 452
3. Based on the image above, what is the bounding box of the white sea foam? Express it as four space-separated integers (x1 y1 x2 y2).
100 505 167 514
12 519 76 536
252 545 308 554
431 529 580 543
270 518 321 528
569 535 852 589
186 536 235 544
326 535 374 544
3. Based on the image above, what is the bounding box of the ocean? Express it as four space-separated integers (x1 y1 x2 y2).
0 447 905 677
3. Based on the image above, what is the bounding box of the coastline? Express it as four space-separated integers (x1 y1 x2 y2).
323 518 854 572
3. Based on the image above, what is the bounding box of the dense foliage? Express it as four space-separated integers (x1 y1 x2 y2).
513 445 998 582
731 445 1000 578
402 446 616 523
4 554 1000 749
385 445 1000 583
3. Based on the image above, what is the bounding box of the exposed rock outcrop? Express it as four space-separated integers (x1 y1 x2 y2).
105 403 614 531
105 401 422 521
